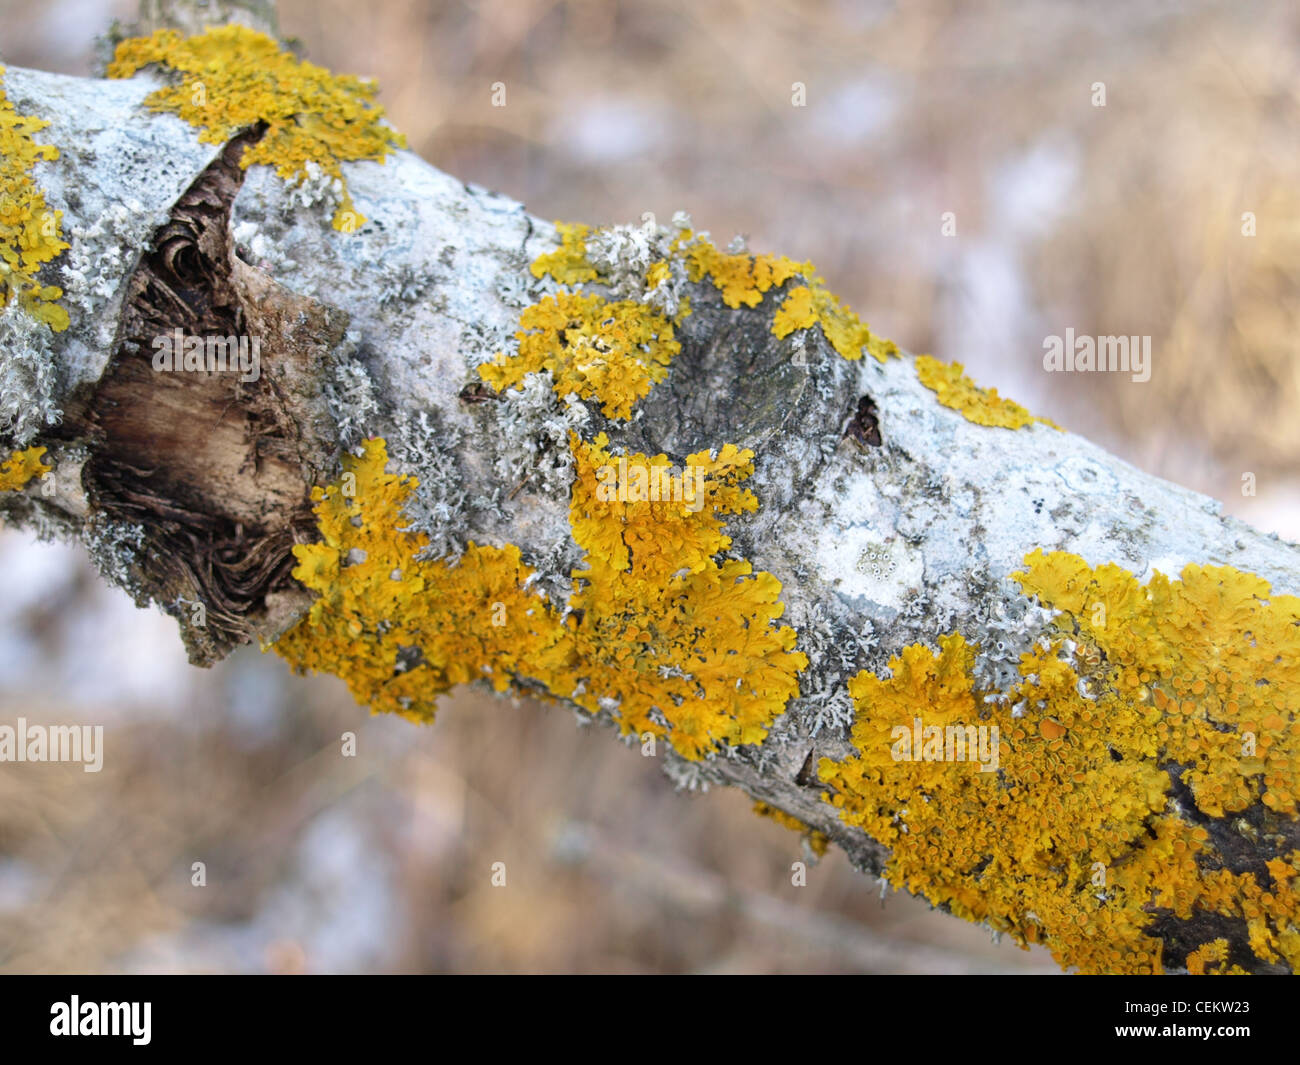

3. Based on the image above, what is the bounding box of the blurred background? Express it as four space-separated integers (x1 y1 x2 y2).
1 0 1296 973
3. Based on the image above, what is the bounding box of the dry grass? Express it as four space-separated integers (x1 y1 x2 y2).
0 642 1055 972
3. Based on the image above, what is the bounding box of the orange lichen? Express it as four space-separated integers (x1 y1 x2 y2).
477 290 680 419
274 434 807 761
1014 550 1300 819
272 439 566 721
1185 939 1247 975
0 445 49 491
107 26 406 231
819 552 1300 973
345 215 805 756
0 67 70 331
530 221 597 285
914 354 1060 430
773 281 898 363
753 801 829 857
565 430 758 580
550 432 807 759
680 232 808 309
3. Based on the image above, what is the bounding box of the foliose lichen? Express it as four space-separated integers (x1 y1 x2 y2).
1185 938 1247 976
0 66 70 445
273 431 807 760
772 279 899 363
271 207 822 759
0 445 49 491
477 289 682 420
819 550 1300 974
530 221 598 286
677 229 807 310
106 25 407 231
0 66 69 332
557 431 807 758
914 353 1061 431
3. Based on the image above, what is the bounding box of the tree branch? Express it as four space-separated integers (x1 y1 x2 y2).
1 41 1297 975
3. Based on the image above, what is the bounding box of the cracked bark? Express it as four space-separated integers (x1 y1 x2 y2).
73 125 346 661
2 35 1299 974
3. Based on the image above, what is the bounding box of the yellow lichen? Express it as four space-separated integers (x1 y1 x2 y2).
0 67 70 331
771 285 815 334
819 552 1300 974
476 289 680 419
522 220 897 366
0 445 50 491
753 800 829 857
107 26 406 231
773 281 898 363
272 439 566 721
671 228 898 361
311 216 803 755
1014 550 1300 818
1185 939 1247 975
680 232 808 309
914 354 1061 430
274 433 807 761
645 260 670 291
530 221 597 285
551 432 807 759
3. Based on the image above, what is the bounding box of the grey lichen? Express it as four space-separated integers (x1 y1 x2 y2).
384 407 472 562
81 514 148 599
280 159 345 219
61 201 145 329
232 219 298 275
967 576 1057 697
494 267 535 310
375 261 434 309
779 599 876 738
0 302 60 446
323 348 481 564
461 316 519 372
583 211 693 319
324 348 384 452
802 686 858 739
661 748 721 793
483 374 591 502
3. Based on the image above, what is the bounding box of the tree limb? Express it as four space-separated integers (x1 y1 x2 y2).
1 38 1297 975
